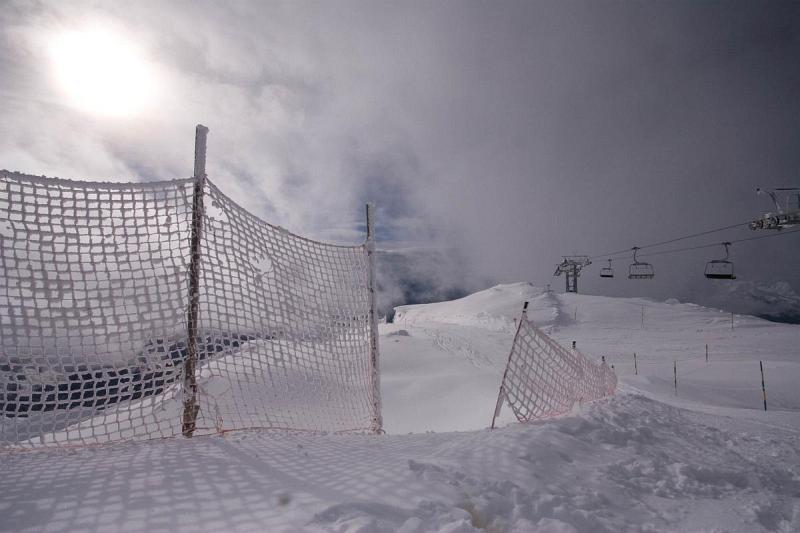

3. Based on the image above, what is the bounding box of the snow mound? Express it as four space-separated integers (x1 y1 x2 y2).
394 283 558 332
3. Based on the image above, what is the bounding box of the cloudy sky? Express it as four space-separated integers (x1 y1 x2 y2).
2 1 799 305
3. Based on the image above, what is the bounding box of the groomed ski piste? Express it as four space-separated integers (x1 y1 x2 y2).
1 283 798 532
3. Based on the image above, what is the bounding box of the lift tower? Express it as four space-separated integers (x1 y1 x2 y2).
553 256 591 293
749 187 800 230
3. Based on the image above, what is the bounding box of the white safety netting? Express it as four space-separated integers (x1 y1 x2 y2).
494 309 616 424
0 171 194 446
0 170 379 448
191 181 379 435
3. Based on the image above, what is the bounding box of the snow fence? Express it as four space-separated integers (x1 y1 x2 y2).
493 304 616 426
0 167 381 448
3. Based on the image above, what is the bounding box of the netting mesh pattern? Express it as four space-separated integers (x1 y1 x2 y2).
0 171 194 447
0 171 378 448
498 312 617 423
192 181 376 435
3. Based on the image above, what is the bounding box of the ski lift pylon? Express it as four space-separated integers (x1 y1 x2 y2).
705 242 736 280
628 246 654 280
749 187 800 230
600 258 614 278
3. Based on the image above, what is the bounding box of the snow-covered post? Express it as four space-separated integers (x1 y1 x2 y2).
183 124 208 438
492 301 528 429
366 203 383 433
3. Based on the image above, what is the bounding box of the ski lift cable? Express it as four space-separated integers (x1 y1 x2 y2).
588 221 751 261
612 227 800 261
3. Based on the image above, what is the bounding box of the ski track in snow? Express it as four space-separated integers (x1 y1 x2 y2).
1 282 799 532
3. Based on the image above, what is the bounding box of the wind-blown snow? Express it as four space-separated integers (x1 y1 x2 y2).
1 282 798 532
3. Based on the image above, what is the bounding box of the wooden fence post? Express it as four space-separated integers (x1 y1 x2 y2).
366 203 383 433
183 124 208 437
492 301 528 429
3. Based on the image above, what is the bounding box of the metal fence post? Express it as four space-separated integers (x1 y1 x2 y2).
183 124 208 437
366 203 383 433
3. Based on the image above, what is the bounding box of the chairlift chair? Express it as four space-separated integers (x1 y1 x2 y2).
628 247 655 279
600 259 614 278
705 242 736 280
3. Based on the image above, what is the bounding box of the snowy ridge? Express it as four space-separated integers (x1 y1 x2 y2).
394 283 558 332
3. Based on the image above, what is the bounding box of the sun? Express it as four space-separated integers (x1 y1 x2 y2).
49 27 157 118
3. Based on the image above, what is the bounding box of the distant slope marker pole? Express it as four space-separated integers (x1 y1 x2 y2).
633 352 638 375
760 361 767 411
183 124 208 438
673 360 677 396
641 306 644 329
705 344 708 363
492 301 528 429
731 312 734 330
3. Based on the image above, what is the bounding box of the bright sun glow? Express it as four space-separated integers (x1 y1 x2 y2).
50 27 157 117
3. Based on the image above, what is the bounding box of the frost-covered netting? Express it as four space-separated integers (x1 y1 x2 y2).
0 171 194 447
192 181 378 434
1 170 379 448
495 310 616 424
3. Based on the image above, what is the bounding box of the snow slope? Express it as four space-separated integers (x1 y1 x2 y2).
386 283 800 433
1 283 799 532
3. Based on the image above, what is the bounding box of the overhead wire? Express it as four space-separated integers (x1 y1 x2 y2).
589 220 751 260
612 227 800 261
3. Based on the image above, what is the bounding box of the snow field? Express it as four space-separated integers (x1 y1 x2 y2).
1 282 799 531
